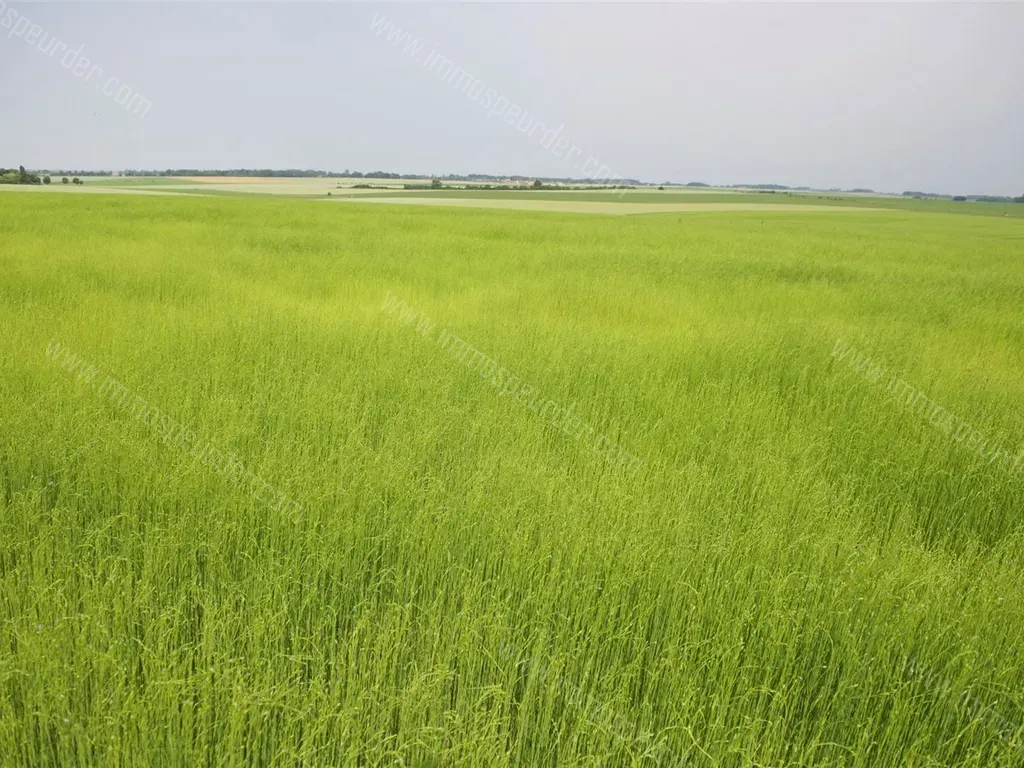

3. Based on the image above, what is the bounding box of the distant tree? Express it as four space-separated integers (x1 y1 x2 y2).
658 186 664 190
532 179 543 188
431 178 442 189
43 176 51 184
72 177 82 185
952 195 966 202
16 166 42 184
62 177 69 185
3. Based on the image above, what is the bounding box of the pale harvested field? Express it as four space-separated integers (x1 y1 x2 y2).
156 182 405 196
326 196 881 215
168 178 417 196
173 177 423 195
570 187 736 195
178 176 276 184
176 176 428 187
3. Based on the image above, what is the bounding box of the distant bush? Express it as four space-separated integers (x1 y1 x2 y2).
0 166 41 184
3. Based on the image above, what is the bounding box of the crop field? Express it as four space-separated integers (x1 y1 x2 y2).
39 178 1022 219
329 197 878 216
350 190 1024 219
1 191 1023 766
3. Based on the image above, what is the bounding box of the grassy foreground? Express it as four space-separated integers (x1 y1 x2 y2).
1 193 1023 766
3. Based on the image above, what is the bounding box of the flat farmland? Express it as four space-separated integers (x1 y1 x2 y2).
1 191 1023 766
29 178 1022 218
328 196 880 215
83 176 407 197
351 189 1024 218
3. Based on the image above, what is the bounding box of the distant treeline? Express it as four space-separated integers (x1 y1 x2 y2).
903 191 1024 203
661 181 868 193
120 169 350 178
736 184 877 193
107 169 644 185
671 182 1022 202
435 173 642 185
384 182 629 191
44 170 114 177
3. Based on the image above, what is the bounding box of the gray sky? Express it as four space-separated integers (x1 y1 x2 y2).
2 1 1022 195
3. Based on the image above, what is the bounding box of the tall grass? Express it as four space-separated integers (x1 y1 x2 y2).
1 192 1022 765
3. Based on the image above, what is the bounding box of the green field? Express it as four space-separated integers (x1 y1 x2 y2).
2 192 1023 765
353 189 1024 218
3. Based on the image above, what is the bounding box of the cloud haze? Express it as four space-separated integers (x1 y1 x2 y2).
2 1 1021 195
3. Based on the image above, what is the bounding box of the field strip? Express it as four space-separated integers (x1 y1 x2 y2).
187 184 410 195
174 176 424 186
0 185 195 197
82 182 413 196
325 196 883 215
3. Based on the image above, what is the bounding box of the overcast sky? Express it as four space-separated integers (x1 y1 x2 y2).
2 1 1022 195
